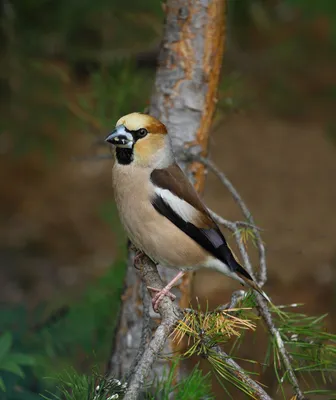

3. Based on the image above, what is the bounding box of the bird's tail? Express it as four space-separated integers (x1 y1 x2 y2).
236 272 271 303
223 246 271 303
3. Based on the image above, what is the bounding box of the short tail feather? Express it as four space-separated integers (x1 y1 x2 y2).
236 271 271 303
222 244 271 303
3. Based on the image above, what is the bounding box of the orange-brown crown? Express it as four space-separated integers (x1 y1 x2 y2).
116 112 167 135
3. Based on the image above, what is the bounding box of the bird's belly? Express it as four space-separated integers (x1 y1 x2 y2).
117 200 207 269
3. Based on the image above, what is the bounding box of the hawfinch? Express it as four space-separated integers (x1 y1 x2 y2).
105 112 268 311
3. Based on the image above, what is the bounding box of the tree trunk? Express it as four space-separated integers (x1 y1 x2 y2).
109 0 226 383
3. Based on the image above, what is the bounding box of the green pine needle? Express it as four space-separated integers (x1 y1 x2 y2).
41 367 127 400
148 360 214 400
267 304 336 397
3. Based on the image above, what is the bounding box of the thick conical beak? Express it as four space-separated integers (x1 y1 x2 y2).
105 125 134 148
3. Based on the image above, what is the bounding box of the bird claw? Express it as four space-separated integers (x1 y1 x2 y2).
147 286 176 312
133 250 145 268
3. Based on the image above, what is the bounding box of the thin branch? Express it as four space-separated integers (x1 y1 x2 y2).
208 209 236 230
216 290 246 311
233 227 256 279
208 208 262 232
208 209 262 232
190 154 268 286
211 345 273 400
256 296 306 400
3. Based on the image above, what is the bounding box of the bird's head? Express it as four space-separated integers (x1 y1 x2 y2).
105 112 173 167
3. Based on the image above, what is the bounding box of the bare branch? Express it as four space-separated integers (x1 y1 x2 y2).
209 209 262 231
208 209 237 230
190 154 267 286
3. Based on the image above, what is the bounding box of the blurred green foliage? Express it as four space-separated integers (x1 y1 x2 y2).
0 332 36 393
0 259 125 399
74 61 153 133
1 0 159 160
1 59 153 160
285 0 336 48
231 0 336 43
6 0 162 57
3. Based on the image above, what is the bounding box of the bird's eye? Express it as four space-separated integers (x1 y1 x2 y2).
137 128 148 138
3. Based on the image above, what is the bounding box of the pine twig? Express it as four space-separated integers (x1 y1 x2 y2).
191 154 267 286
211 345 272 400
256 296 306 400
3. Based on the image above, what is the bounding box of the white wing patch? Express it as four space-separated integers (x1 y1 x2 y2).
154 187 199 223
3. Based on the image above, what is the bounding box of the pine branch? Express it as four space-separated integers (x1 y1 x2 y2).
211 345 272 400
256 297 307 400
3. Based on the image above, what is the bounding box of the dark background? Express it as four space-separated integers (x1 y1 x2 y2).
0 0 335 398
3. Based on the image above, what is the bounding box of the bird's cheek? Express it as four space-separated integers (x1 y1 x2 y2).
133 138 154 163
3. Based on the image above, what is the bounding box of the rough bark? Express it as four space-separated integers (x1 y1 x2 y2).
108 0 226 384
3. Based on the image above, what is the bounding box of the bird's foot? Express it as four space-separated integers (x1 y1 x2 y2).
147 271 185 312
133 250 145 268
147 287 177 312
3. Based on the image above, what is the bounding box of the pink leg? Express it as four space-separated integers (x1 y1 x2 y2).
148 271 185 312
148 287 176 301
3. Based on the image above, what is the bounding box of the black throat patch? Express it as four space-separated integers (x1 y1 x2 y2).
116 147 134 165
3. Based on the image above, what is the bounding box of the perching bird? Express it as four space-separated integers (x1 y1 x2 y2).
105 112 268 311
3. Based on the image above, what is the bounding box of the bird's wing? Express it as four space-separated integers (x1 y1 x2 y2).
150 163 252 280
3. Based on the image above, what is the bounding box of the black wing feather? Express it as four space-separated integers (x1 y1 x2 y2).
151 195 252 281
